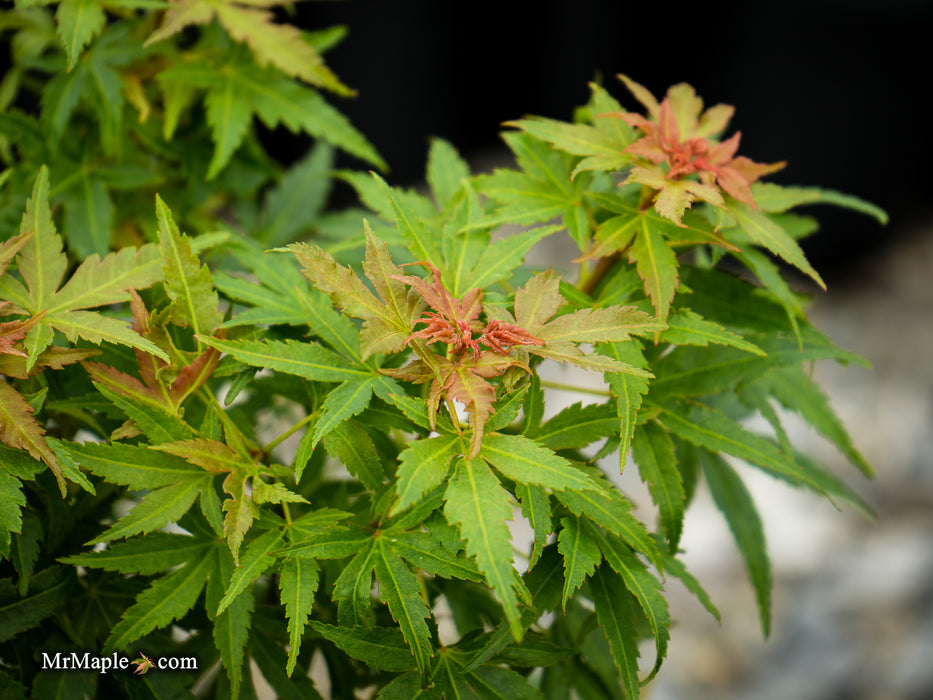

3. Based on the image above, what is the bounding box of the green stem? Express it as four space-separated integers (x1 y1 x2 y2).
539 379 611 397
445 398 464 435
197 384 258 455
579 253 618 297
265 412 316 453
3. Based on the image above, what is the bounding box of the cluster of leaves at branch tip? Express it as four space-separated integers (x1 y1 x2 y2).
609 75 783 226
287 223 661 458
0 6 891 694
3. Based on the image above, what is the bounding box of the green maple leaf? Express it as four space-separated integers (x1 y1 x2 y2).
202 71 253 181
659 309 765 355
557 514 602 607
516 482 551 570
156 196 223 339
54 0 106 71
65 441 203 488
0 380 65 494
657 399 830 498
392 435 460 516
382 530 483 582
10 511 41 595
631 421 684 551
249 632 325 699
93 476 211 544
335 170 436 239
426 136 471 211
505 81 637 178
103 549 214 653
0 446 43 559
43 24 139 165
475 132 595 251
256 142 335 246
279 524 369 562
60 531 216 575
156 56 384 178
331 540 377 627
310 622 417 672
481 432 605 496
77 514 254 695
699 450 772 635
373 537 434 679
200 332 400 449
63 441 226 547
443 457 530 640
598 340 651 471
590 524 671 684
580 188 737 322
154 437 255 476
588 564 642 699
762 365 872 476
206 538 255 697
0 169 165 492
145 0 352 95
649 329 854 402
213 527 285 622
372 172 444 267
279 556 321 676
221 471 258 564
727 199 825 290
555 472 662 570
13 169 166 362
749 182 888 224
512 268 663 372
283 223 423 359
323 420 385 490
217 237 332 330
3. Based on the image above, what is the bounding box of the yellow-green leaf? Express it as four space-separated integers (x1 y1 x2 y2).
55 0 106 71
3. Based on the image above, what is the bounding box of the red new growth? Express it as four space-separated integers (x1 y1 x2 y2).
396 263 542 361
611 76 785 223
622 101 783 208
390 263 544 456
479 319 544 355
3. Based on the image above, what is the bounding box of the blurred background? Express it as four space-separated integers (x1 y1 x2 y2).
277 1 932 697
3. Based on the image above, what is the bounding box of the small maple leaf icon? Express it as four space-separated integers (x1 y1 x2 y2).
131 653 154 675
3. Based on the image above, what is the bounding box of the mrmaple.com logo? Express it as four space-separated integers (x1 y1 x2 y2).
40 651 197 675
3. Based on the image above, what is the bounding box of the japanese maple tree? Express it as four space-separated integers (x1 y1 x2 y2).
0 3 886 699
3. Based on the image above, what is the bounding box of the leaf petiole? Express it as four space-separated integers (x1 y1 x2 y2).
539 379 611 397
265 412 317 454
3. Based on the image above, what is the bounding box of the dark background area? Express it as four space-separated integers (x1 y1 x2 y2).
286 0 931 283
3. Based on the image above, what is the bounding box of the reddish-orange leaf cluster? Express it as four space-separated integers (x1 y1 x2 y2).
395 263 543 361
0 304 30 358
622 102 783 208
0 303 49 359
389 263 544 455
82 290 222 432
479 319 544 355
611 76 784 222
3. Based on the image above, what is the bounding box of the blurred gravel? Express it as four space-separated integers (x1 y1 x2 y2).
516 208 933 698
645 228 933 700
